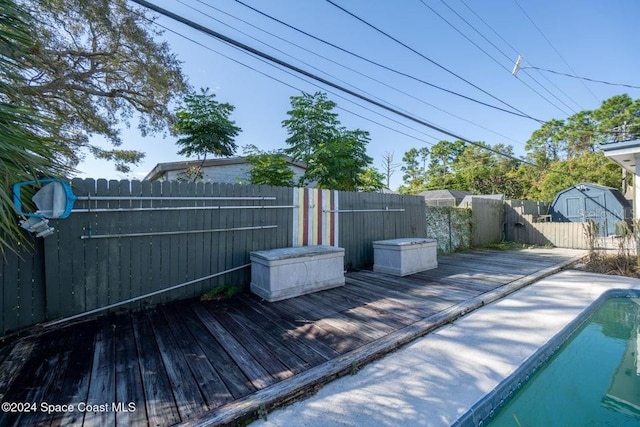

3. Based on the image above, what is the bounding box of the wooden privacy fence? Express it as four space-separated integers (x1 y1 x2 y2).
467 198 504 247
1 179 426 335
505 200 587 248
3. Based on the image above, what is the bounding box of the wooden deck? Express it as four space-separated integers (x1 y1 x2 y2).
0 248 586 426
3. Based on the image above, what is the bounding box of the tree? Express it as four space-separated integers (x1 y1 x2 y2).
173 89 241 181
380 151 399 189
243 145 294 187
15 0 189 172
593 94 640 141
424 140 465 189
282 92 374 190
399 147 428 193
451 143 522 198
525 119 567 167
357 167 385 192
1 0 68 250
282 92 339 162
427 140 465 177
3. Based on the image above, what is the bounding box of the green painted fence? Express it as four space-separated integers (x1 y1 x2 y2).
1 179 426 335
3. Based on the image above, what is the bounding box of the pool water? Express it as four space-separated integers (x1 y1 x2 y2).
488 297 640 426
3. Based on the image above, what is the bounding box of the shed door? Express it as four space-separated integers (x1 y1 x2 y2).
585 195 606 235
565 197 583 221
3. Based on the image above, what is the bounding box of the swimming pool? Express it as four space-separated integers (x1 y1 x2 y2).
454 289 640 426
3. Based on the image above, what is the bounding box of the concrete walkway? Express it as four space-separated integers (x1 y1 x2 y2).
251 270 640 426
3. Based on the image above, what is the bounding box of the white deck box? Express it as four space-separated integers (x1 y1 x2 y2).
250 245 345 302
373 238 438 276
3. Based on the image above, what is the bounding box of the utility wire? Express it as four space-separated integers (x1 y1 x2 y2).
438 0 582 113
194 0 524 146
234 0 541 123
179 0 451 144
513 0 600 103
455 0 584 111
525 66 640 90
119 1 443 148
419 0 574 116
180 0 405 116
129 0 582 178
324 0 540 121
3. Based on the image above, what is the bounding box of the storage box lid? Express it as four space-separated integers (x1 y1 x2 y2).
251 245 344 261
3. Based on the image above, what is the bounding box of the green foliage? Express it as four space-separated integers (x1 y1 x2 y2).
400 147 428 193
201 284 243 301
243 145 294 187
1 0 68 251
174 88 241 160
525 119 566 167
398 94 636 202
282 92 374 190
17 0 189 172
357 167 385 192
176 166 204 183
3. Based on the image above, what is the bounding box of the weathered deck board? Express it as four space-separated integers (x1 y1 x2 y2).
132 312 181 426
228 299 327 367
113 315 148 427
0 248 586 427
148 310 208 422
210 306 298 381
191 304 276 390
84 319 117 427
236 298 340 361
222 305 311 373
161 307 233 410
177 307 256 399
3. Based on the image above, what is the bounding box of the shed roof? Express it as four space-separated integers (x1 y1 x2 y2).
551 182 630 208
458 194 504 206
418 189 471 201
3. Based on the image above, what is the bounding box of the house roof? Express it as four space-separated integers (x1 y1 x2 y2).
600 139 640 173
144 156 307 181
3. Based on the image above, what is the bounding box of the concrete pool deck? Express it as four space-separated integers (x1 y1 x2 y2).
251 270 640 427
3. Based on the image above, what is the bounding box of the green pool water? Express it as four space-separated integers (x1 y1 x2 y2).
488 297 640 426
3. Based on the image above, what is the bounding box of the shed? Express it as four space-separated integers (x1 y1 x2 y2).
458 194 504 208
548 183 632 236
419 189 471 207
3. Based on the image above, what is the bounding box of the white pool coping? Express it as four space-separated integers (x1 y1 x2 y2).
251 270 640 427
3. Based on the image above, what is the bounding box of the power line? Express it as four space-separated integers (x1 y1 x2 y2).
179 0 406 116
234 0 541 123
455 0 585 111
127 0 583 178
513 0 600 103
525 66 640 90
438 0 582 112
178 1 457 145
118 1 443 150
324 0 540 122
192 0 524 146
418 0 574 116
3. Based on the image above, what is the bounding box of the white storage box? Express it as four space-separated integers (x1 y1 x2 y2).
373 238 438 276
250 245 345 302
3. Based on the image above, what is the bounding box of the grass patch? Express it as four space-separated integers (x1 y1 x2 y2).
201 284 244 301
481 241 530 251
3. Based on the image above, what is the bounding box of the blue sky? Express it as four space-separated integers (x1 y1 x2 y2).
77 0 640 190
